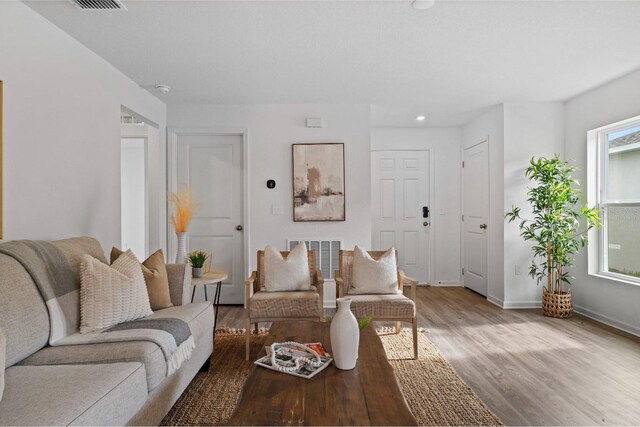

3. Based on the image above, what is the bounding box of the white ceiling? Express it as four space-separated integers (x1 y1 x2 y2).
26 0 640 126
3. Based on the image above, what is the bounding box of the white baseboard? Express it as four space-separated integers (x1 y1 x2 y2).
486 295 504 308
430 281 463 287
501 300 542 309
574 304 640 338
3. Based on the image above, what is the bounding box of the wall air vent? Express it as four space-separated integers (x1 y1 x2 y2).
70 0 127 10
287 239 342 280
120 114 144 125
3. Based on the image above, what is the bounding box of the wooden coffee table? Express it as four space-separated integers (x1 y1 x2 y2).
228 321 417 426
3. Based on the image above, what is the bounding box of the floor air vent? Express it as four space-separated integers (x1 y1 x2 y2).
70 0 127 10
288 240 341 280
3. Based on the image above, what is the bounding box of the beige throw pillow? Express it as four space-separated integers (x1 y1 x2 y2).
349 246 399 295
111 248 173 311
0 327 5 402
263 243 311 292
80 249 153 333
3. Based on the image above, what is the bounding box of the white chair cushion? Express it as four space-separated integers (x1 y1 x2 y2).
80 249 153 333
263 243 311 292
349 246 399 295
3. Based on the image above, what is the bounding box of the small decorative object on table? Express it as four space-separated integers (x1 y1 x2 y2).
255 342 332 379
169 186 194 263
330 297 359 370
188 250 208 278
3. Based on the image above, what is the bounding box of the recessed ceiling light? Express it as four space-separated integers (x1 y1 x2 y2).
416 115 426 122
154 84 171 94
412 0 435 10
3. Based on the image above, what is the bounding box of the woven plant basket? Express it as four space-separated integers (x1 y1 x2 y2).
542 288 573 318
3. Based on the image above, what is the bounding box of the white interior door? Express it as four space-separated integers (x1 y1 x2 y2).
174 133 244 304
371 151 431 284
463 141 489 296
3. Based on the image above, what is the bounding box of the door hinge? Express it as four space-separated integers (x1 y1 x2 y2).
462 214 464 221
462 161 465 168
462 268 465 275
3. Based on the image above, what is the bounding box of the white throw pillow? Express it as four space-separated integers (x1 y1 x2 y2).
349 246 399 295
80 249 153 333
263 243 311 292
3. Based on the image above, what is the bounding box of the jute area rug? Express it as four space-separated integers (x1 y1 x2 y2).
162 328 503 426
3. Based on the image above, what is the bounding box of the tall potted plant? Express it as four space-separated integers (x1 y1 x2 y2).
505 155 601 318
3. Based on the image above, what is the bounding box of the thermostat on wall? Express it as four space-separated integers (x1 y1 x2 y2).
305 118 323 128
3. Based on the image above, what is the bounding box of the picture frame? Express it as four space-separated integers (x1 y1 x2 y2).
292 143 345 222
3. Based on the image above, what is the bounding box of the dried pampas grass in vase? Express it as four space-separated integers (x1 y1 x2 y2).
170 187 195 263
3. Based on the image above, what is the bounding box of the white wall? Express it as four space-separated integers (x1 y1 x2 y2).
168 104 372 305
503 102 565 307
370 127 462 284
0 2 167 252
565 69 640 336
462 105 505 304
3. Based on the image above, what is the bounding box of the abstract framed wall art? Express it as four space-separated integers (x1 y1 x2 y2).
292 143 345 222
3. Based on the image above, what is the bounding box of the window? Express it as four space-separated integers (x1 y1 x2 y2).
590 116 640 284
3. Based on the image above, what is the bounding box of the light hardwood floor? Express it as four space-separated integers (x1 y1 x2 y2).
216 286 640 426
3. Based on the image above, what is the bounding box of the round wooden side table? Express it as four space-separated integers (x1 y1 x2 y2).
191 270 228 333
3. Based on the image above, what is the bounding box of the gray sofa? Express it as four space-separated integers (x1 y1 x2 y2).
0 237 214 426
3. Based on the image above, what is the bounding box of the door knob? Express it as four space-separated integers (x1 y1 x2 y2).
480 224 487 229
236 225 243 231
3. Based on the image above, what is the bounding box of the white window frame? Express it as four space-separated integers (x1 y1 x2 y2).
587 114 640 286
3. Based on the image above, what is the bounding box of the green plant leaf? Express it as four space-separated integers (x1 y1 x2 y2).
358 317 372 330
188 250 209 268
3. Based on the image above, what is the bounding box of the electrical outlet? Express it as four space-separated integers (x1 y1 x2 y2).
515 265 522 276
271 204 284 215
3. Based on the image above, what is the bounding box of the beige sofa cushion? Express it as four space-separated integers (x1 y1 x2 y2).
0 254 50 367
0 362 146 426
111 248 174 311
19 341 166 392
348 294 416 319
0 237 107 367
250 291 319 318
19 302 213 392
52 237 108 284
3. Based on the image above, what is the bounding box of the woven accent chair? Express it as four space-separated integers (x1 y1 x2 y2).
335 250 418 359
244 250 324 359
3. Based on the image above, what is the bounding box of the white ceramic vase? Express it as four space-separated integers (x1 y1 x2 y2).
330 297 360 370
175 232 188 264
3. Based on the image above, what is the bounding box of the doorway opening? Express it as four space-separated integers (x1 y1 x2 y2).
120 108 157 259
